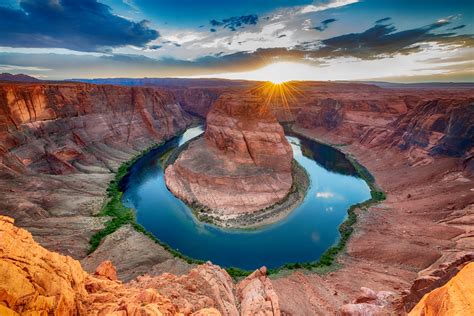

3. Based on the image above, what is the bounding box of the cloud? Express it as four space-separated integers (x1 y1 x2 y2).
313 19 473 59
447 25 466 31
375 17 391 24
147 45 162 50
316 192 334 198
0 0 159 52
311 18 337 31
210 14 258 32
300 0 359 14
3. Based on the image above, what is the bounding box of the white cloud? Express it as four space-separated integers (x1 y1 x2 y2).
316 192 335 198
300 0 359 14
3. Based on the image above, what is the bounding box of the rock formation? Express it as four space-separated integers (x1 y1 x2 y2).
296 98 344 131
0 83 190 174
409 262 474 316
165 91 293 218
401 252 474 312
1 79 473 315
0 82 192 260
0 215 281 315
339 287 394 315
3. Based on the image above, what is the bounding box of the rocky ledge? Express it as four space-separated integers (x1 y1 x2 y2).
0 215 280 315
165 91 294 224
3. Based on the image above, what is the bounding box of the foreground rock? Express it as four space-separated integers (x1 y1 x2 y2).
0 215 280 315
409 262 474 315
339 287 394 316
165 91 293 221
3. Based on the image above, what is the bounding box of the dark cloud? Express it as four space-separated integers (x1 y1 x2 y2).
1 18 472 80
311 18 337 32
447 25 466 31
313 19 473 59
148 45 162 50
210 28 217 32
210 14 258 32
375 17 391 24
193 18 474 69
0 0 159 52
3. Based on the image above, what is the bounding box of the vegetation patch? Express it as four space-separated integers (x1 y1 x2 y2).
89 124 386 279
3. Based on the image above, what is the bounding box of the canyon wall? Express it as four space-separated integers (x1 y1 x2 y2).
292 82 473 167
0 83 192 261
1 80 473 315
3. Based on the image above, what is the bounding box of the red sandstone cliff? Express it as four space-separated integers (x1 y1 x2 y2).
0 83 191 174
1 81 473 315
165 91 293 218
292 83 473 167
0 82 192 261
0 215 280 315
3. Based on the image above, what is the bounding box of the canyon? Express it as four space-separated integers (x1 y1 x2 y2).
0 79 473 315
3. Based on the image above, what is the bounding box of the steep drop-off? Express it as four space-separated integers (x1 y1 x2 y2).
1 80 473 315
0 83 192 266
0 215 280 315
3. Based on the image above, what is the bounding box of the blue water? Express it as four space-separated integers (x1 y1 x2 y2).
122 126 371 270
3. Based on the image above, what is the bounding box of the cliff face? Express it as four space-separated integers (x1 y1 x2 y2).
0 83 192 259
0 83 190 174
171 87 223 118
0 215 280 316
409 262 474 316
389 98 474 158
292 84 473 166
295 98 344 131
165 91 293 218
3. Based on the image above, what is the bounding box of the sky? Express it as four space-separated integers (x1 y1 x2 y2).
0 0 473 82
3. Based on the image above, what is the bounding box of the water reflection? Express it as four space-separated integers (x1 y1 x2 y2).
122 126 371 270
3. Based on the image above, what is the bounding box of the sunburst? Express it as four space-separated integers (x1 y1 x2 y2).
250 80 304 117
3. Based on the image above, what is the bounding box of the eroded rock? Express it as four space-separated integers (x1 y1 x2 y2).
0 215 282 315
165 91 293 218
409 262 474 316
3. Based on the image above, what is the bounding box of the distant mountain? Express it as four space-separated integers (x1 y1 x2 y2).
0 73 41 82
72 77 255 88
362 81 474 90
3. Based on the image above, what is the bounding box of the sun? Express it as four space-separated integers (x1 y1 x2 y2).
269 77 288 85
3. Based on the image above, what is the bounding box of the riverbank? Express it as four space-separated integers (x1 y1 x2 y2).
271 125 473 314
91 124 384 279
163 134 310 229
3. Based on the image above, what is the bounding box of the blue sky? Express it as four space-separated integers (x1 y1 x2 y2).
0 0 472 81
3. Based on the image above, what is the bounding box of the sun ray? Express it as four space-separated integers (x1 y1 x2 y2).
248 80 306 120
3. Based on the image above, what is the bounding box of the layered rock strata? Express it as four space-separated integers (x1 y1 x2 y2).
165 91 293 218
1 80 473 315
0 83 191 265
0 215 281 315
